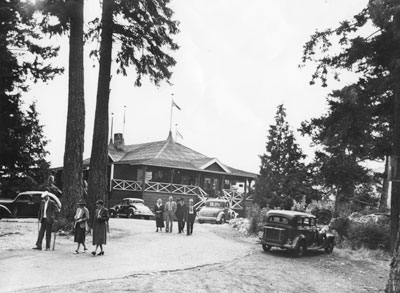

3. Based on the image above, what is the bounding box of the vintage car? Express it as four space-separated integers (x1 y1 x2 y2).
260 210 335 257
0 191 61 218
109 198 154 219
0 204 11 219
197 199 236 224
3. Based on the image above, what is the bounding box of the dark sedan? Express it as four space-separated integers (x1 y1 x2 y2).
0 191 60 218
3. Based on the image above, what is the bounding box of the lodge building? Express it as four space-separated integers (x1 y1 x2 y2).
57 132 258 214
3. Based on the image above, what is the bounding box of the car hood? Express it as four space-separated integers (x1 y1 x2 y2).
199 207 221 216
134 205 154 216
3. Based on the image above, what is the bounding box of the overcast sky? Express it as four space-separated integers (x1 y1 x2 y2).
24 0 370 174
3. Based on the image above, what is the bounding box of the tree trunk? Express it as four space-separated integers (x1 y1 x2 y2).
390 79 400 252
61 0 85 227
87 0 113 216
380 155 389 212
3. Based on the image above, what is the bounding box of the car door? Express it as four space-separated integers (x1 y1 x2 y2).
15 194 32 217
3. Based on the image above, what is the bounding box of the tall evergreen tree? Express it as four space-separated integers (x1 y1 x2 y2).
255 104 314 209
87 0 179 213
33 0 85 224
0 0 61 196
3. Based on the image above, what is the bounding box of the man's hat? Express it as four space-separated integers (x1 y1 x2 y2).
78 200 86 205
96 199 104 205
180 198 184 201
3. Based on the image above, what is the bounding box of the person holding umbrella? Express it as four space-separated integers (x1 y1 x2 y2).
73 200 89 254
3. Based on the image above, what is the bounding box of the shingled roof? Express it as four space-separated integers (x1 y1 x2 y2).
108 132 257 179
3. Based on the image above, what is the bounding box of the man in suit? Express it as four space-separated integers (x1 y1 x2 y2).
32 192 59 251
185 199 197 236
176 198 186 234
164 196 177 233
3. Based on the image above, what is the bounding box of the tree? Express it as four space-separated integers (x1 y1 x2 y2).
0 0 61 197
300 0 400 251
300 85 381 216
32 0 85 224
255 104 315 209
86 0 179 214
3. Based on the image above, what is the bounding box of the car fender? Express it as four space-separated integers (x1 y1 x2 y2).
216 211 225 222
293 234 306 248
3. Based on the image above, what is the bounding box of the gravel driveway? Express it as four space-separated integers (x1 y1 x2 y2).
0 218 389 292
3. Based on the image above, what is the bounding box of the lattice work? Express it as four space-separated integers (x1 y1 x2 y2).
112 179 142 191
222 189 245 209
145 182 171 193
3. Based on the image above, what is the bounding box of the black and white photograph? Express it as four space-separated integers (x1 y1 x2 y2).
0 0 397 292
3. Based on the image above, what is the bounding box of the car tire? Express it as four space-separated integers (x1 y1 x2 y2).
198 220 203 224
296 241 306 257
325 241 334 254
128 210 135 218
218 215 225 224
262 244 271 252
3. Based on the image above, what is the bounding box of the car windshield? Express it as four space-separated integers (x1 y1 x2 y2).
268 216 289 224
206 201 225 208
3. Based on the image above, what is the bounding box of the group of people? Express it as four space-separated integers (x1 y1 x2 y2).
154 196 197 235
32 193 109 256
31 194 197 256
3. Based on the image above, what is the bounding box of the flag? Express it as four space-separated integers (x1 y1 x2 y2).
172 99 181 110
176 129 183 140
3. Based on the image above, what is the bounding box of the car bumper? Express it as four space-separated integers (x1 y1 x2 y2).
260 238 296 250
197 216 217 223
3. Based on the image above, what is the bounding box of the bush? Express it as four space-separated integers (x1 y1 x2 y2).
347 222 390 250
246 204 269 235
330 217 350 238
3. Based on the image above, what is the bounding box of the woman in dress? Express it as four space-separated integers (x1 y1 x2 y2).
73 200 89 253
92 199 109 256
154 198 165 232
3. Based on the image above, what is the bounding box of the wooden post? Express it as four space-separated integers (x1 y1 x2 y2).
141 166 147 197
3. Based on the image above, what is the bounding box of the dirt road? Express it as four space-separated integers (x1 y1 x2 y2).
0 218 389 292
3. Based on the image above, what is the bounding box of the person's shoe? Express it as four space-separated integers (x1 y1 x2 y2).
83 247 88 252
45 248 50 251
32 246 42 250
73 250 79 254
155 229 158 232
91 251 96 256
97 251 104 256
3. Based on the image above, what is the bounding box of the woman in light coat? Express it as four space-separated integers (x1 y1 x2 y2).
73 200 89 253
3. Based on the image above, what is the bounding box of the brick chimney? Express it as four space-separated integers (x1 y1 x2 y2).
114 133 124 148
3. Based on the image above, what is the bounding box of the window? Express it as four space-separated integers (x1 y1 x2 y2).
268 216 288 224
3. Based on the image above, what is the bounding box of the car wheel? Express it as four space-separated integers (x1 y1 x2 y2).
262 244 271 252
325 241 334 254
198 220 203 224
128 211 135 218
296 241 306 257
218 215 225 224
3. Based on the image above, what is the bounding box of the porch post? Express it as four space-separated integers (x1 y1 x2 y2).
141 166 147 195
170 169 175 193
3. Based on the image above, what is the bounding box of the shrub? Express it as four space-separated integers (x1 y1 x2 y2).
347 222 390 250
246 204 269 235
330 217 350 238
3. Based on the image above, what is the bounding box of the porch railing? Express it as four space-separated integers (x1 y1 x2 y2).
112 179 142 191
111 179 250 210
222 189 245 209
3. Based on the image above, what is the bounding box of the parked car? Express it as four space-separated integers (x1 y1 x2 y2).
109 198 154 220
0 191 61 218
260 210 335 257
0 204 11 219
197 199 236 224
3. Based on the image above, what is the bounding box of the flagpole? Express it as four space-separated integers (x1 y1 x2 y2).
123 105 126 136
170 94 174 133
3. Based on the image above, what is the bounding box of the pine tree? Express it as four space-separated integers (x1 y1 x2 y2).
255 104 314 209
